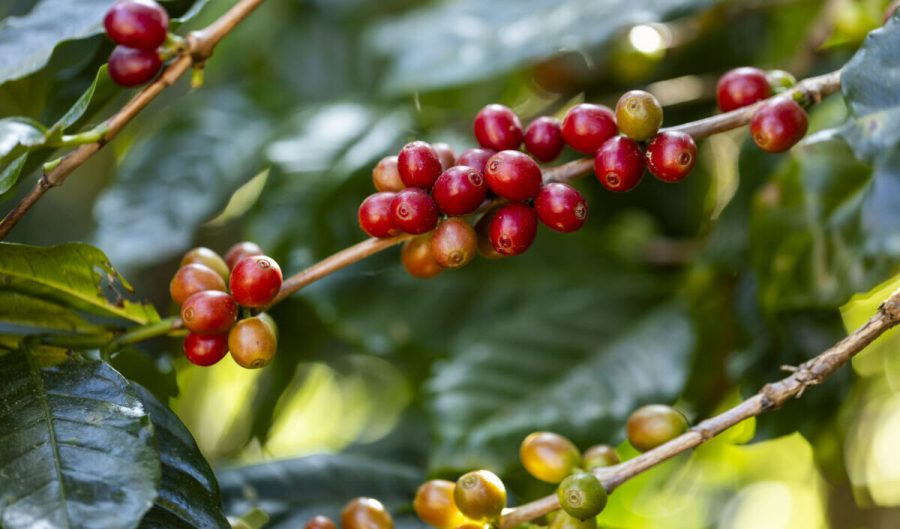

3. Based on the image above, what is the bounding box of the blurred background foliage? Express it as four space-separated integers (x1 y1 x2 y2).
1 0 900 528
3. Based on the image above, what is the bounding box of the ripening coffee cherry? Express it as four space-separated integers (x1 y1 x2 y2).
341 498 394 529
183 333 229 367
453 470 506 521
484 150 543 201
229 255 283 308
402 234 444 279
645 131 697 183
431 218 477 269
228 316 278 369
474 209 505 260
373 156 405 193
524 117 565 162
557 473 607 520
181 247 229 280
549 511 597 529
104 0 169 50
519 431 581 484
716 67 772 112
391 188 439 234
457 148 496 174
582 445 619 470
594 136 644 192
615 90 663 141
398 141 443 189
489 203 538 256
359 192 400 238
225 241 264 270
534 183 588 233
561 104 617 155
626 404 689 452
181 291 238 335
766 70 797 93
473 104 523 151
432 166 488 216
108 46 162 87
414 480 468 529
750 97 809 153
169 263 226 305
433 142 457 170
305 516 337 529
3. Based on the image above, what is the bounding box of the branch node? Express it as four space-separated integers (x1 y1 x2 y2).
880 289 900 323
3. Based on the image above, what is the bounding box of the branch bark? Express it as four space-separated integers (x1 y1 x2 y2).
498 286 900 529
0 0 268 240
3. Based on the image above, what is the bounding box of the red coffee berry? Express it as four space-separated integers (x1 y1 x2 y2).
229 255 283 308
398 141 443 189
475 208 505 260
104 0 169 50
432 142 457 170
457 148 496 173
489 203 538 256
181 291 238 335
716 67 772 112
750 97 809 153
646 131 697 183
561 104 617 154
225 241 264 270
402 234 444 279
183 333 228 367
594 136 644 192
432 166 488 216
359 192 400 238
373 156 405 192
484 150 542 201
473 104 523 151
169 263 226 305
108 46 162 87
431 218 478 269
525 117 565 162
534 183 588 233
391 188 439 234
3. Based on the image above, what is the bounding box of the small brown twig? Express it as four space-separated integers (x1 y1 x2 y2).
0 0 268 240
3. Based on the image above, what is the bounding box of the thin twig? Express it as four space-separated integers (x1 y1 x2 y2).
499 286 900 529
0 0 268 240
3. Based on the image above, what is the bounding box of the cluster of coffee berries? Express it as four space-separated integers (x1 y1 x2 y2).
414 470 507 529
716 67 809 153
170 242 282 369
104 0 169 87
300 497 394 529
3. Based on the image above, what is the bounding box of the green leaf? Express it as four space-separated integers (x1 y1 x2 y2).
0 242 160 324
92 90 272 270
133 384 230 529
0 291 112 337
0 348 160 529
218 454 424 529
367 0 720 92
0 117 46 194
53 64 115 133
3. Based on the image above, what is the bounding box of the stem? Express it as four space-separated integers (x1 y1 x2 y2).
0 0 268 240
103 316 183 356
498 286 900 529
51 124 111 147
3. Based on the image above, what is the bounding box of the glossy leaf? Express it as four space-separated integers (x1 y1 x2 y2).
0 242 160 324
53 64 115 133
133 384 230 529
218 453 424 529
0 117 45 194
0 291 111 337
0 349 160 529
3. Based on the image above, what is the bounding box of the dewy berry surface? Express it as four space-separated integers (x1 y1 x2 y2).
432 165 487 216
524 117 565 162
484 150 543 201
358 192 399 238
104 0 169 50
534 183 588 233
716 66 772 112
473 104 524 151
750 97 809 153
398 141 443 189
489 203 538 256
229 255 283 308
108 46 162 87
646 131 697 183
391 188 439 234
561 103 617 154
594 136 645 192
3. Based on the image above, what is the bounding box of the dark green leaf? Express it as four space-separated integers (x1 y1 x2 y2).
53 65 115 132
0 242 160 324
0 291 111 337
0 117 45 194
0 348 160 529
133 384 230 529
218 454 424 529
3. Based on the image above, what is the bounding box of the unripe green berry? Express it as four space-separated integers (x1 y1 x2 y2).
556 472 607 520
581 445 619 470
453 470 506 521
766 69 797 93
626 404 688 452
615 90 663 141
520 431 581 484
549 511 597 529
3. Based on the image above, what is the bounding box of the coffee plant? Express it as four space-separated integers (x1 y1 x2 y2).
0 1 899 529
